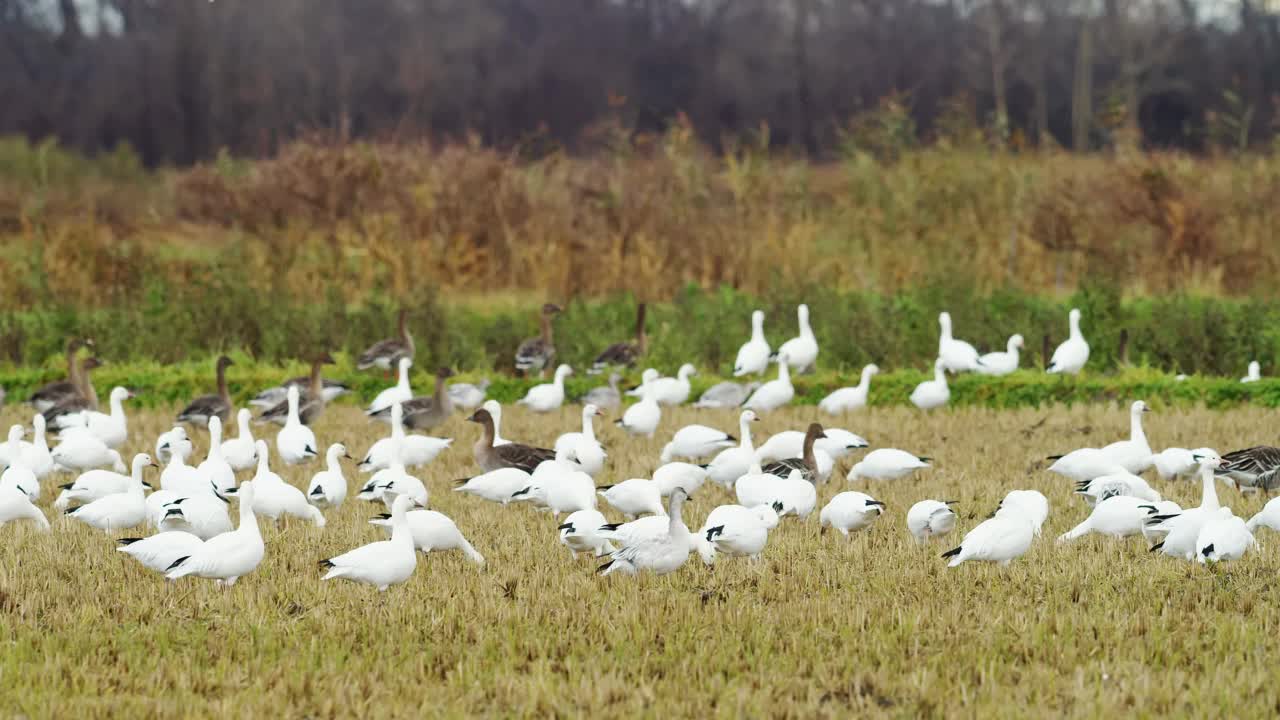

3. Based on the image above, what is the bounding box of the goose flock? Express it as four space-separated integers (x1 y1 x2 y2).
0 304 1278 592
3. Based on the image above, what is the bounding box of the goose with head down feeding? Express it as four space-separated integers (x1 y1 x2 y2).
467 408 554 473
369 501 485 565
696 502 782 564
819 364 879 415
776 304 818 373
368 367 455 430
28 338 93 412
820 492 885 536
906 499 956 542
357 308 415 372
590 303 647 375
660 423 735 463
847 449 931 482
514 303 562 377
558 509 616 557
176 355 234 427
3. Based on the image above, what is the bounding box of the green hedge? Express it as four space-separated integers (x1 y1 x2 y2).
2 356 1277 411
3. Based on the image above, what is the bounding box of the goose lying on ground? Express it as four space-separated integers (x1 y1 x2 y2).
733 310 771 377
977 335 1023 377
448 378 490 410
776 304 818 373
176 355 234 427
937 312 981 373
514 303 561 377
847 449 930 482
693 380 761 409
517 364 572 413
910 359 950 410
820 492 884 536
65 453 154 532
275 385 318 465
322 494 420 590
906 500 957 542
660 424 735 463
117 531 205 573
598 489 692 576
579 374 622 412
165 480 264 587
358 402 452 473
590 303 647 374
819 364 879 414
1195 508 1255 563
357 308 415 372
646 364 696 406
558 509 616 557
307 443 352 508
742 354 794 412
1047 308 1089 374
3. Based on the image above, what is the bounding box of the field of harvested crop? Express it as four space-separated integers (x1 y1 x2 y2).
2 402 1278 717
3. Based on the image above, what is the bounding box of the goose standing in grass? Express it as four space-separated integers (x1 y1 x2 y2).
154 426 188 464
906 500 957 542
176 355 234 427
941 506 1036 567
590 303 647 374
1047 308 1089 374
55 386 134 448
0 427 38 499
357 308 415 372
937 312 981 373
761 423 827 484
616 384 661 438
1147 452 1224 560
197 416 236 493
820 492 884 536
257 354 337 426
743 354 794 413
448 378 490 410
910 358 950 410
660 424 736 463
42 355 102 426
515 303 562 377
756 427 867 467
1098 401 1154 474
1151 447 1198 481
467 408 555 473
369 367 455 430
28 338 92 412
847 449 930 482
243 440 325 527
221 409 258 473
50 432 125 475
1195 508 1255 563
646 364 697 406
117 532 205 574
597 478 665 519
1218 446 1280 493
1056 495 1174 543
158 489 234 541
994 490 1050 535
696 502 782 564
554 405 606 476
511 457 597 516
1045 448 1121 483
558 509 616 557
517 364 573 413
652 462 708 497
65 453 154 532
54 452 146 510
819 364 879 415
370 503 485 565
776 304 818 373
625 369 661 398
364 441 430 509
453 467 532 505
706 411 760 488
358 402 452 473
598 488 691 576
275 385 318 465
307 443 352 508
977 335 1023 377
0 484 49 531
368 357 414 415
166 480 264 587
1241 361 1262 384
693 380 761 409
734 310 771 377
0 415 53 480
580 373 623 412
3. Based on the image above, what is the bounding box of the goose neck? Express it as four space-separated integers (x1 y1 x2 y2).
217 363 230 402
1199 466 1220 510
738 417 754 453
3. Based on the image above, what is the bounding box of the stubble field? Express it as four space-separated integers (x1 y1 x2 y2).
1 402 1278 718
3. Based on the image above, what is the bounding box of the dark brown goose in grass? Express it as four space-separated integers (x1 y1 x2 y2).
28 338 93 412
515 303 561 377
176 355 234 427
357 308 415 372
259 354 334 426
1219 446 1280 492
42 355 103 426
368 367 455 430
589 303 647 375
467 407 555 473
762 423 827 484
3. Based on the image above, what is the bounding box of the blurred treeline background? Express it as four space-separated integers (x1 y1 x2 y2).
1 0 1278 373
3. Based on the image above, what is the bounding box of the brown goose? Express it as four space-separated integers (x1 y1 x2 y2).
515 303 561 377
590 303 647 375
357 308 415 372
1219 447 1280 492
763 423 827 484
467 407 555 473
42 355 103 425
176 355 234 427
28 338 93 412
259 354 335 426
369 367 455 430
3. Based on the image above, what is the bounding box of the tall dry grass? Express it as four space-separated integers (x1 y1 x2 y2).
0 402 1277 716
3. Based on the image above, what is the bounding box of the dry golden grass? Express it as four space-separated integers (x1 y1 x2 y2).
1 402 1278 717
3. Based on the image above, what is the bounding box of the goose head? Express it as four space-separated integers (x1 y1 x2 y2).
1191 449 1223 471
677 364 697 381
216 355 235 371
1008 334 1025 351
938 312 952 334
110 386 135 403
796 304 810 326
6 425 24 445
739 409 759 425
582 404 604 419
554 364 573 382
131 453 158 475
466 408 495 428
398 357 413 374
751 310 765 329
541 303 562 318
1131 400 1150 416
436 366 455 380
863 364 880 378
328 442 352 461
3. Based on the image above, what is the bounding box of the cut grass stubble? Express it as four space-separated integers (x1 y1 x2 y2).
0 403 1277 717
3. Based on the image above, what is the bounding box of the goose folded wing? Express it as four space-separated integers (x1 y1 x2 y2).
495 443 556 473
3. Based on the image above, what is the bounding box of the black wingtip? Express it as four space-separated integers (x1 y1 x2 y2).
319 559 334 569
117 537 142 546
58 482 74 490
1149 542 1165 553
1201 543 1214 556
940 547 961 559
557 522 574 532
771 501 784 513
511 486 531 497
595 560 614 575
309 485 324 495
698 463 710 470
917 456 933 463
375 513 392 520
453 478 471 487
599 522 621 532
705 525 725 542
164 507 184 519
165 555 191 571
1046 454 1064 461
